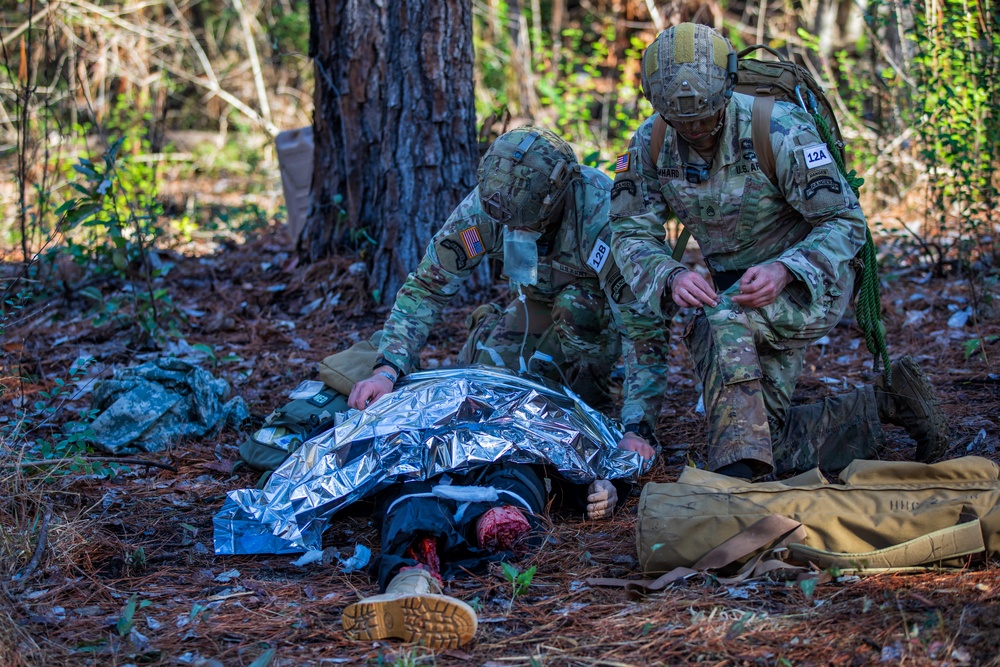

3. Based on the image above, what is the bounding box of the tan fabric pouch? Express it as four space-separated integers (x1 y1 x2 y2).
317 331 383 395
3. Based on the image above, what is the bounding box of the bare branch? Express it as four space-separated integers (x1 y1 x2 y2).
13 502 52 586
0 1 61 50
230 0 273 129
155 57 279 137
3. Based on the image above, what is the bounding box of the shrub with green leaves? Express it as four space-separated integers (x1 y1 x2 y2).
888 0 998 273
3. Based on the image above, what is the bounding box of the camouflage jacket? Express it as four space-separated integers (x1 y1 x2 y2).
378 165 670 429
609 93 867 320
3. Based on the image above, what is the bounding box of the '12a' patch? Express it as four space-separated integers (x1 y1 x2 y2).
802 143 833 169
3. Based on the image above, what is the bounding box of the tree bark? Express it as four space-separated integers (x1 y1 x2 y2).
306 0 479 304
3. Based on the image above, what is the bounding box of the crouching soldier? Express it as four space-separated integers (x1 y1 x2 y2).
350 126 672 456
239 127 675 473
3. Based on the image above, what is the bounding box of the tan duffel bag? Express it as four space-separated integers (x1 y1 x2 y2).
637 456 1000 576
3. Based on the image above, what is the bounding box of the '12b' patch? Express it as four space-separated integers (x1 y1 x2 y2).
588 240 610 272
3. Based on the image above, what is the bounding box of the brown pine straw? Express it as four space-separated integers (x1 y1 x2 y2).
7 457 179 473
1 228 998 665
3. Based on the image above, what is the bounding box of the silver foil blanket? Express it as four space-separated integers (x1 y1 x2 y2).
213 366 650 555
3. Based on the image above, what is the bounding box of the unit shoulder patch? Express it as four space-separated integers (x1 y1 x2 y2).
611 180 636 200
804 171 843 200
439 239 468 271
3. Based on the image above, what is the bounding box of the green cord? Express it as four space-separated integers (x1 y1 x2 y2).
814 114 891 382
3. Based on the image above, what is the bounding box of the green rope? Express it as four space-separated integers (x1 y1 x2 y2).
813 114 891 380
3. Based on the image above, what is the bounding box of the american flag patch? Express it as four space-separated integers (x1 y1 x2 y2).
614 153 630 173
460 226 485 257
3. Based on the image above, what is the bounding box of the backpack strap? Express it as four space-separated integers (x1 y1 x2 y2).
651 115 667 170
649 115 690 262
788 519 985 571
586 514 808 594
751 95 778 187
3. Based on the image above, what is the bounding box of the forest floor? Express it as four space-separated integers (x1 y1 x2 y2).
2 201 1000 666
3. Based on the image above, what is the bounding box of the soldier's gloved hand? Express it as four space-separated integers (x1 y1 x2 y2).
586 480 618 520
618 431 655 460
669 269 719 308
347 368 396 410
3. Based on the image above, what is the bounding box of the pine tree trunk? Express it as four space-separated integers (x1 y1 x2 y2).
305 0 479 304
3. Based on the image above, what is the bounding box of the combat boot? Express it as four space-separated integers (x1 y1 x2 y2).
876 356 950 462
341 568 477 649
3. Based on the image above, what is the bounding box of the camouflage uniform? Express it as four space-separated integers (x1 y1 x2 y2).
378 165 671 428
610 92 885 475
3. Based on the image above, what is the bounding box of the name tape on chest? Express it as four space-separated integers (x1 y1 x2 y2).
588 240 610 272
802 143 833 169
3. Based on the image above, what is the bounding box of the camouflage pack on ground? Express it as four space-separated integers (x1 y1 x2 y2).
240 334 380 472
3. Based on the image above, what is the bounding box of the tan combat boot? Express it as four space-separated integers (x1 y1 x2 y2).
341 568 477 649
876 356 950 462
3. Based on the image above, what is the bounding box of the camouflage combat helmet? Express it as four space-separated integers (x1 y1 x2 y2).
641 23 737 122
477 127 579 230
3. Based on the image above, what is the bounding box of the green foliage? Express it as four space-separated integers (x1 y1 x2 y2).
724 611 754 640
900 0 999 273
115 594 152 637
501 561 536 613
375 647 435 667
265 0 310 57
963 335 999 360
247 648 277 667
37 93 183 344
191 343 241 368
473 5 650 166
798 576 818 599
2 356 104 469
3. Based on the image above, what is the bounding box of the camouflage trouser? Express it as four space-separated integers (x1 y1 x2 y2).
459 282 620 408
684 284 885 476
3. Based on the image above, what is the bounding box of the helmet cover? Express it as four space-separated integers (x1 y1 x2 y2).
477 126 578 230
641 23 735 122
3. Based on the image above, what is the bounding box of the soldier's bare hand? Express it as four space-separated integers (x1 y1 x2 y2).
670 269 719 308
732 263 792 308
618 431 655 460
347 372 394 410
586 479 618 520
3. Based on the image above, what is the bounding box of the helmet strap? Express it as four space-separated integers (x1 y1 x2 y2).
725 51 738 99
677 138 714 184
708 107 727 137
